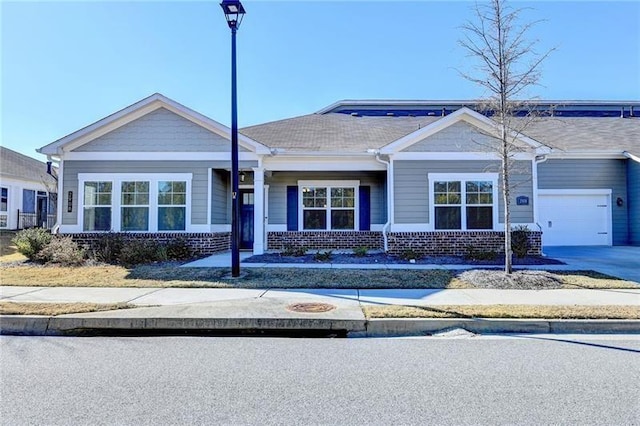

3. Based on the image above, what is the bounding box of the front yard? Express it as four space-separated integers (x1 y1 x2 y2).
0 263 637 289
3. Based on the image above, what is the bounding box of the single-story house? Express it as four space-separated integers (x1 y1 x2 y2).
0 146 57 230
37 94 640 255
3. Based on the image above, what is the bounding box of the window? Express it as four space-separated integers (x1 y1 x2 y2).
121 181 149 231
1 187 7 212
431 174 496 230
158 181 186 231
300 182 357 231
83 181 112 231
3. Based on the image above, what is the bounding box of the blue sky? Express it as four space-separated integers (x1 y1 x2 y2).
2 1 639 161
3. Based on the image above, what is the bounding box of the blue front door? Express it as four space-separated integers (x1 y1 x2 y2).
240 189 254 250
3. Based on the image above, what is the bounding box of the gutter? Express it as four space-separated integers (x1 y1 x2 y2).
370 149 391 252
623 151 640 163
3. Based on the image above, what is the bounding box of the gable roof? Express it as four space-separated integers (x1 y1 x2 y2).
38 93 270 156
0 147 56 185
379 107 548 154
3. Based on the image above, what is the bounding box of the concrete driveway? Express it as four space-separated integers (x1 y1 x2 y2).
544 246 640 283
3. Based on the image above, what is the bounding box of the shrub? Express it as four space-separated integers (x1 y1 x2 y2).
119 239 167 266
399 248 422 261
353 246 368 257
12 228 52 260
281 244 307 257
91 232 124 264
464 245 498 261
511 225 531 258
36 236 85 266
165 236 193 261
314 250 332 262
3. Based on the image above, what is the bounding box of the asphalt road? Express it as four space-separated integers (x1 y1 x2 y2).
1 334 639 425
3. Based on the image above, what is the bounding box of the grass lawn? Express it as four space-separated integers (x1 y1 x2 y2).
0 301 134 316
364 305 640 319
0 263 637 289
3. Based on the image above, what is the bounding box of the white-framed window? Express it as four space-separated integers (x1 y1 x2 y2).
121 181 149 231
298 180 359 231
78 173 192 232
83 181 112 231
429 173 498 231
0 187 8 228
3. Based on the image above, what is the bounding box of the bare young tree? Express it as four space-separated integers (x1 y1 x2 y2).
459 0 553 274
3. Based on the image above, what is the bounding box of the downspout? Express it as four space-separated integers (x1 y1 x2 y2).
46 154 62 234
372 151 391 252
533 154 548 255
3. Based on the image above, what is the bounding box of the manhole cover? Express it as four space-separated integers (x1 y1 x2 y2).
286 302 336 313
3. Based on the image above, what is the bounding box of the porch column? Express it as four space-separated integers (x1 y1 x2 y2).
252 167 265 254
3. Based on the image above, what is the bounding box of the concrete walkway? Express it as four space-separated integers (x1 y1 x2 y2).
3 286 639 307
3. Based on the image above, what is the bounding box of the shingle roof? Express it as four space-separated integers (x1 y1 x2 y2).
0 147 56 185
241 111 640 155
241 113 441 153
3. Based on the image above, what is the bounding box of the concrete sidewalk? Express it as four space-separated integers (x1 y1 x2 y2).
2 286 639 336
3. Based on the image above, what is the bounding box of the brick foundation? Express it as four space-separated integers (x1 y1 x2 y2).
267 231 384 251
69 232 230 257
387 231 542 256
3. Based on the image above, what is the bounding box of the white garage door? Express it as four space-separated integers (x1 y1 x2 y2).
538 192 611 246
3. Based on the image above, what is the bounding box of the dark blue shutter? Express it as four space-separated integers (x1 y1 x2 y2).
286 186 298 231
359 186 370 231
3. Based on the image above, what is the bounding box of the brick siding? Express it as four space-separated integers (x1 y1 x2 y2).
267 231 384 251
387 231 542 256
69 232 230 257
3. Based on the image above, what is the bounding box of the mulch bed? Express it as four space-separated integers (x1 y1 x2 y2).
244 253 564 265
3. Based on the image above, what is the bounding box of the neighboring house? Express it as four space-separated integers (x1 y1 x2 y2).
0 146 57 230
37 94 640 256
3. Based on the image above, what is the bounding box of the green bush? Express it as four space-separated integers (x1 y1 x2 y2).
119 239 167 266
36 236 85 266
399 248 422 261
353 246 368 257
165 236 193 260
91 232 124 264
314 250 332 262
282 244 307 257
12 228 52 260
464 245 498 261
511 225 531 258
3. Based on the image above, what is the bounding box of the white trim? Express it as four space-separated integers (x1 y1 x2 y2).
38 93 270 155
547 151 627 160
623 151 640 163
370 224 384 231
62 152 261 161
297 180 360 232
78 173 194 232
538 189 612 196
390 152 536 161
428 173 500 231
207 168 212 229
380 107 547 155
252 167 265 254
210 224 231 232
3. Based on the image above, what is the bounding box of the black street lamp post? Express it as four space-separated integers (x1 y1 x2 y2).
220 0 246 277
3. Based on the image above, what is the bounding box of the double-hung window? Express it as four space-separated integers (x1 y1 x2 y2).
83 181 112 231
121 181 149 231
158 181 186 231
300 181 358 231
0 187 8 228
430 174 497 230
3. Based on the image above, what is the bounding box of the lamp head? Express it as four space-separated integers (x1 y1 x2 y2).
220 0 246 30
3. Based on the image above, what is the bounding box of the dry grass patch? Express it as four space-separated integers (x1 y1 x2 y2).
0 301 134 316
364 304 640 319
557 270 639 289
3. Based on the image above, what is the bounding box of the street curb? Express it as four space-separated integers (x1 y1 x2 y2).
360 318 640 337
2 315 639 337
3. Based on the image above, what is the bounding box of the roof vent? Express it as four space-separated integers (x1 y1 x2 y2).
386 112 395 117
350 112 360 117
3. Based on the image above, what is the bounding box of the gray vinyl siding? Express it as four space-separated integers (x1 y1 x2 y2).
402 122 499 152
74 108 249 152
393 160 533 225
211 170 229 224
266 171 387 225
628 159 640 245
538 159 629 244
